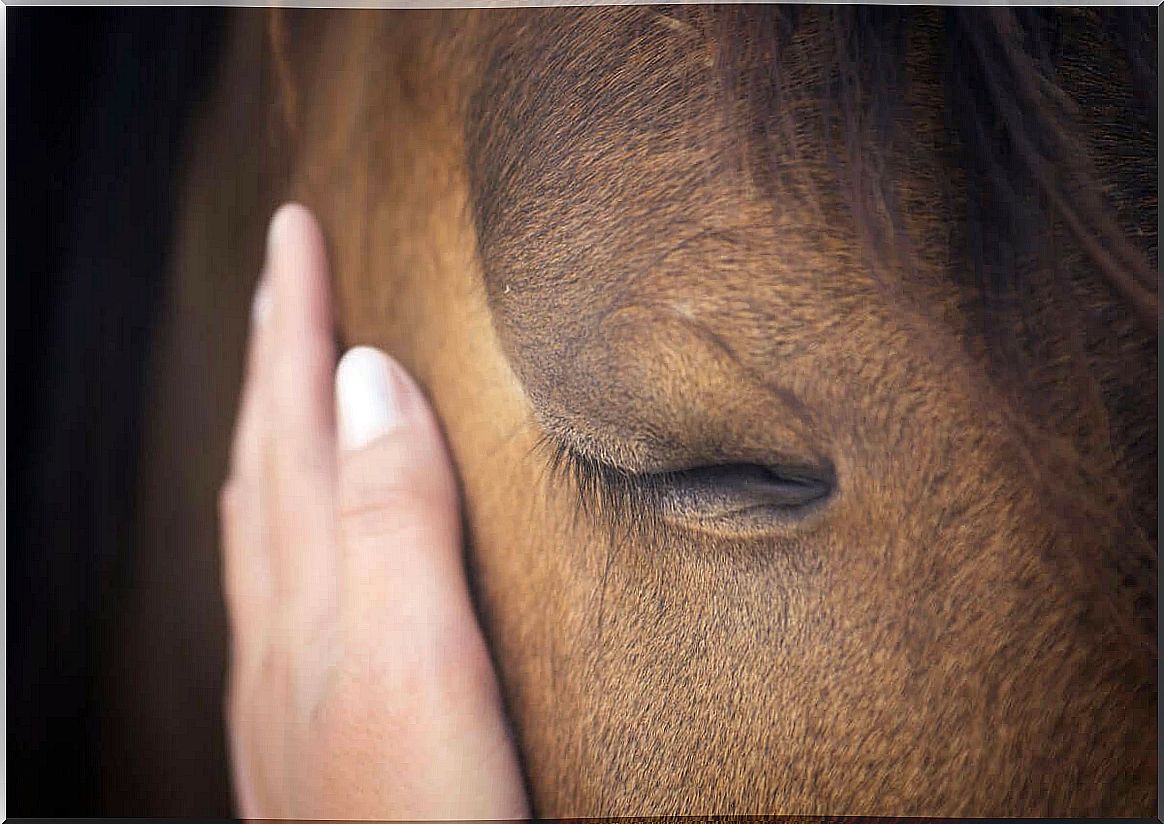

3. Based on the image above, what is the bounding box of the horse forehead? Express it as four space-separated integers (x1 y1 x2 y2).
466 10 876 390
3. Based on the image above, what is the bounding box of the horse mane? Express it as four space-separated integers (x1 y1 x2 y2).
707 5 1157 654
708 6 1157 328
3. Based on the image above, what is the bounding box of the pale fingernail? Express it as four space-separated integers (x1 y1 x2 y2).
336 346 402 451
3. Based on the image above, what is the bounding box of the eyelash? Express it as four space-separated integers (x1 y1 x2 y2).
533 433 671 536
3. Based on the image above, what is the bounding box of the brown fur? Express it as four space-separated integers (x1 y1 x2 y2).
114 7 1155 816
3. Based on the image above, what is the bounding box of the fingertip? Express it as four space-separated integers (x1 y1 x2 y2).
261 202 336 377
334 346 457 519
265 204 330 312
266 201 317 261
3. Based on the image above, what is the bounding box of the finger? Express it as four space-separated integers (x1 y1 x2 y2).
221 271 275 656
263 203 340 612
331 346 530 819
334 347 465 632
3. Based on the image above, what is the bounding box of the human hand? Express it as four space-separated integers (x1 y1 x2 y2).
218 203 530 820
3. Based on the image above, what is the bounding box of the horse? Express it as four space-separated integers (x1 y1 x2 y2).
101 6 1157 816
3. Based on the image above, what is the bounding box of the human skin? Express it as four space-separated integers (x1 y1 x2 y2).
218 203 530 819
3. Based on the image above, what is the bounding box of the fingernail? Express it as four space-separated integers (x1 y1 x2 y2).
336 346 402 451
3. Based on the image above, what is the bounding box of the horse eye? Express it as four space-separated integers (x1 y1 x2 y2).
548 440 834 530
652 462 834 522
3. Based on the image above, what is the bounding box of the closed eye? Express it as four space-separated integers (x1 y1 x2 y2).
654 462 834 519
538 434 835 534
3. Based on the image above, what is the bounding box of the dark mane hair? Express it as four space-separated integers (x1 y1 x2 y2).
704 5 1157 653
707 6 1157 325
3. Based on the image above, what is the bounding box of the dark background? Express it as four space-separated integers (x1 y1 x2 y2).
9 9 226 814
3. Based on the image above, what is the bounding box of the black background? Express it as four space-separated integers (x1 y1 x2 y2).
9 9 226 814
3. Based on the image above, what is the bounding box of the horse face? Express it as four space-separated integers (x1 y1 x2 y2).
450 8 1156 815
285 6 1155 815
